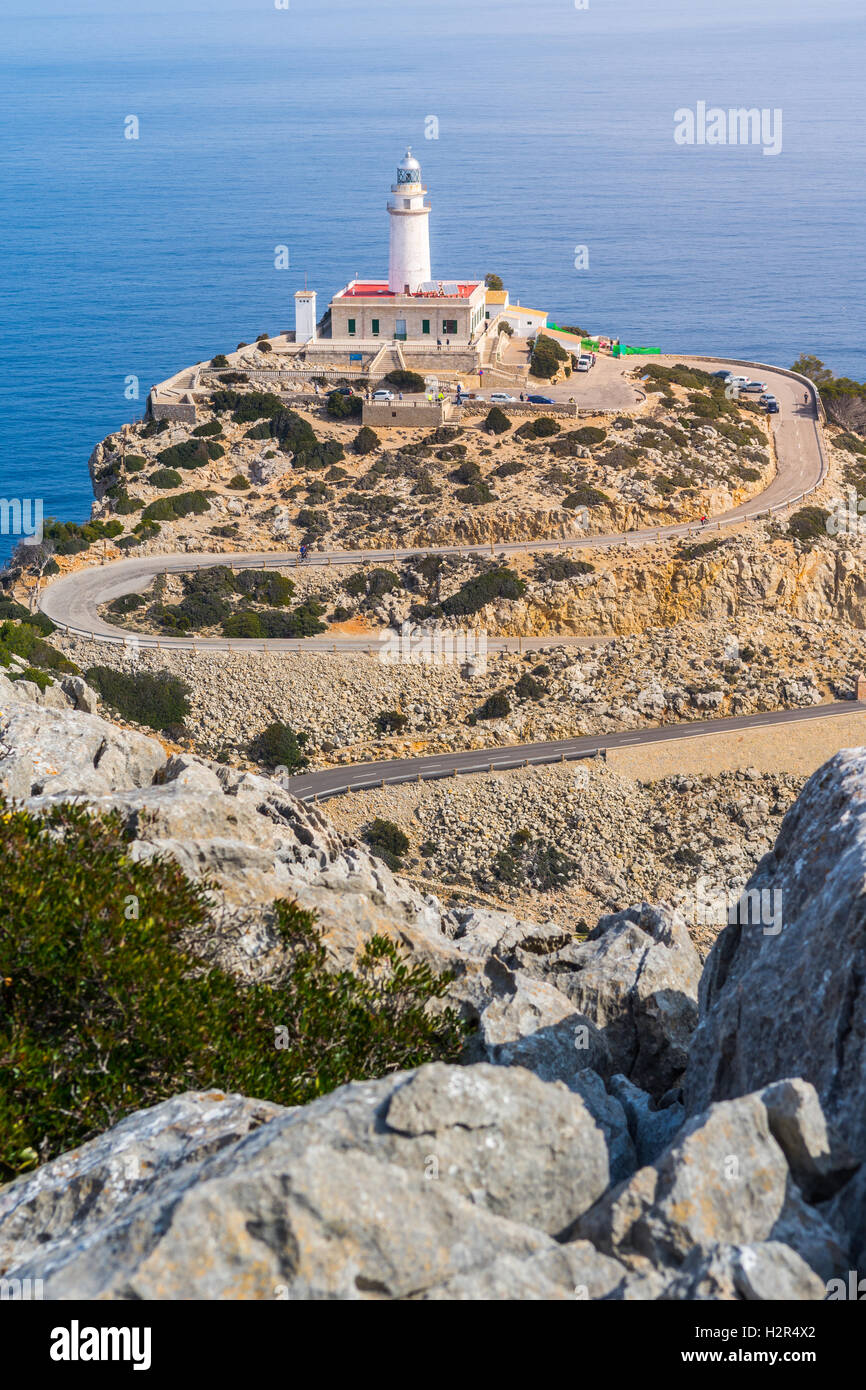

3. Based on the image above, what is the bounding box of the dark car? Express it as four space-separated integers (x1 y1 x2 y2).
526 394 555 404
766 401 780 414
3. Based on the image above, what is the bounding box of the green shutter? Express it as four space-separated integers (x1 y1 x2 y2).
372 319 379 335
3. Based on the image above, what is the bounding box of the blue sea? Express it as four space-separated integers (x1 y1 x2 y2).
1 0 864 562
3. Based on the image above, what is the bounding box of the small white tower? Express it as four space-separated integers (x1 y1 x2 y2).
388 148 431 294
294 288 317 344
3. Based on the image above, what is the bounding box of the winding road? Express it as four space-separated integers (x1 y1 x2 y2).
39 355 827 652
34 352 839 801
287 701 862 802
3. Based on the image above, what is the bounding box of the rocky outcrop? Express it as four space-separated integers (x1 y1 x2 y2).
4 674 866 1299
0 1068 615 1300
684 748 866 1167
574 1085 848 1287
540 903 701 1097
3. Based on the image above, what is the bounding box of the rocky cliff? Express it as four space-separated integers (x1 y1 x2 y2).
0 678 864 1299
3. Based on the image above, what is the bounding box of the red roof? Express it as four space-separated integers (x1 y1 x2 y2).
335 280 481 300
338 281 395 298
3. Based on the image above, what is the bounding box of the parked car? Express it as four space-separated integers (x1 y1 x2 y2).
334 386 356 396
759 393 777 406
741 380 767 393
489 392 517 403
576 359 591 372
526 394 555 404
728 375 749 387
372 389 395 402
766 401 780 414
712 370 733 381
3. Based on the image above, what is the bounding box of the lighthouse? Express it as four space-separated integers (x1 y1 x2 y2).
387 148 431 294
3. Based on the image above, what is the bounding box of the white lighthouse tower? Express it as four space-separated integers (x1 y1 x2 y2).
387 148 431 294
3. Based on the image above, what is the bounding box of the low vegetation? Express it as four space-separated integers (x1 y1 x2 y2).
85 667 190 731
0 805 464 1178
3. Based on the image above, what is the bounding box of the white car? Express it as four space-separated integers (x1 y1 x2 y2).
759 393 777 406
576 358 591 372
489 392 517 403
372 389 395 402
740 380 767 393
728 375 749 387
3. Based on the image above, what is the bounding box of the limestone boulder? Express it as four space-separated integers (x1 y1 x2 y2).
0 1066 612 1299
684 749 866 1163
540 902 701 1097
573 1089 848 1284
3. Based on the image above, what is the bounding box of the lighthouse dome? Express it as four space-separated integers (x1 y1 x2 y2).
396 148 422 184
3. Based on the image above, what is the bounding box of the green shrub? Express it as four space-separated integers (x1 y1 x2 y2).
222 610 263 638
217 371 248 384
452 460 481 484
107 593 144 615
477 691 511 720
227 473 250 489
192 419 223 437
277 600 327 637
484 406 511 434
513 671 547 701
455 482 494 505
85 667 190 730
235 570 295 606
494 458 525 478
530 334 569 379
573 426 607 446
0 599 31 623
210 389 284 423
354 425 380 454
159 591 231 632
363 818 410 870
249 722 310 770
836 431 866 456
156 438 223 471
384 369 425 393
141 417 170 437
141 490 211 523
490 832 577 891
148 467 183 490
326 391 363 419
113 492 143 515
211 354 229 368
375 710 408 734
788 506 830 544
9 667 53 692
533 553 595 583
563 485 610 509
343 569 402 605
440 567 526 617
40 518 124 556
516 416 561 440
0 805 463 1177
295 508 330 538
0 621 76 674
123 454 147 472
